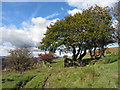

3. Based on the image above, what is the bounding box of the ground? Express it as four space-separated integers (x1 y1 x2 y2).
2 48 119 88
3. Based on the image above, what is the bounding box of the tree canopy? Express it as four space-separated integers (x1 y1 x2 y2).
38 5 115 64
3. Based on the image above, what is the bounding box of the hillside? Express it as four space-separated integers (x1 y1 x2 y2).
86 47 119 55
2 52 119 88
106 47 119 53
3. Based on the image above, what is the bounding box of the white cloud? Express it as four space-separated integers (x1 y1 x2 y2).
32 17 46 24
61 7 64 11
67 8 82 16
45 13 60 19
0 17 59 56
22 21 29 27
112 19 119 28
0 27 33 47
31 47 73 57
66 0 119 9
0 43 16 56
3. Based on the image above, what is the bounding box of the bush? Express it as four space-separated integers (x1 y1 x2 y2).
7 46 35 73
2 57 9 70
38 53 56 64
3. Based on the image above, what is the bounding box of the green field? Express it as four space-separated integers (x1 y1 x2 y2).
2 52 119 88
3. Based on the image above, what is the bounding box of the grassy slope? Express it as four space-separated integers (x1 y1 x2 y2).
2 58 64 88
2 52 119 88
47 61 118 88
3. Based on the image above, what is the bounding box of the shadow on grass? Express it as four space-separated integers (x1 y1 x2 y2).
82 57 101 65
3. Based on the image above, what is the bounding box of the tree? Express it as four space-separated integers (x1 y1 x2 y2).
112 2 120 46
112 1 120 59
84 5 115 58
7 46 34 73
38 5 115 66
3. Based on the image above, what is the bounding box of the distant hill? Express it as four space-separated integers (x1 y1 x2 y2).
106 47 119 53
86 47 119 55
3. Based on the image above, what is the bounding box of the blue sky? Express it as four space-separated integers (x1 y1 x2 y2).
2 2 76 28
0 1 119 56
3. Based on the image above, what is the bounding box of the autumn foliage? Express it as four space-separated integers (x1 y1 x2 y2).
38 53 56 64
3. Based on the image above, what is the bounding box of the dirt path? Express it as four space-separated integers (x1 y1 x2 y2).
42 73 52 88
42 70 61 88
20 76 36 89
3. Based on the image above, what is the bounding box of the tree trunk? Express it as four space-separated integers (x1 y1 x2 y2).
102 48 106 57
100 46 106 57
89 49 93 58
93 47 96 58
78 49 87 60
76 47 81 59
98 48 101 56
72 46 77 61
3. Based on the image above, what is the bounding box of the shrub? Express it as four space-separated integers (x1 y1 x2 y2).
7 46 35 73
38 53 56 64
2 57 9 70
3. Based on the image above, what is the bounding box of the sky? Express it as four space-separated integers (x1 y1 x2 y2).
0 0 119 56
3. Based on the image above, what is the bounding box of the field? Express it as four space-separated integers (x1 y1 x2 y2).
2 47 119 88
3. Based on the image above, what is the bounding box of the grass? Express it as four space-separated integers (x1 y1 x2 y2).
2 58 64 88
100 52 119 64
2 73 36 88
24 72 50 88
46 61 118 88
2 52 119 88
